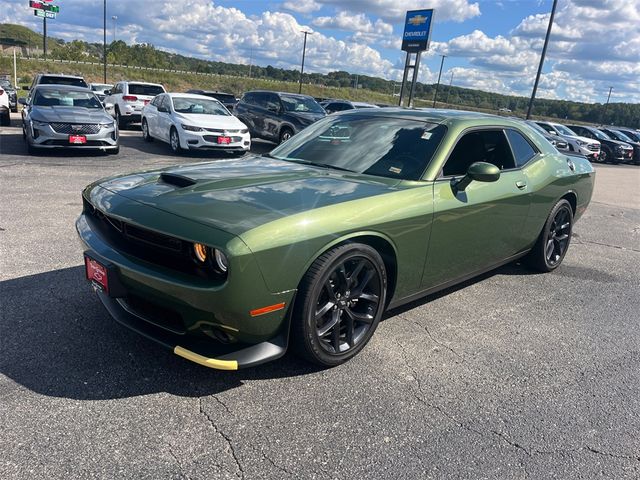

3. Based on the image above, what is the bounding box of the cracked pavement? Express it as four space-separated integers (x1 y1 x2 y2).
1 117 639 479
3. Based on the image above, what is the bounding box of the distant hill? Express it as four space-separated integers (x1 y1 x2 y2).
0 23 63 49
0 23 637 127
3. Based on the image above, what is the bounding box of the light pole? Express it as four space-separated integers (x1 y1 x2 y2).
445 71 454 104
526 0 558 119
298 30 313 94
112 16 118 44
432 54 446 108
602 86 613 124
103 0 107 83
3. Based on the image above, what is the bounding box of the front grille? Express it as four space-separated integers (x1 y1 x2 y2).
204 128 242 133
203 135 242 143
51 123 101 135
83 198 219 280
587 144 599 152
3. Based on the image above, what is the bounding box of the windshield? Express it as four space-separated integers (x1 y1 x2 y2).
270 114 447 181
129 84 165 96
33 88 102 108
91 84 111 91
607 130 633 142
280 95 325 114
527 122 550 136
553 124 577 136
588 128 610 141
619 130 640 142
40 76 88 88
172 97 229 115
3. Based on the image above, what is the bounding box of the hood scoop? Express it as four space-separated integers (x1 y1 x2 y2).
159 172 197 188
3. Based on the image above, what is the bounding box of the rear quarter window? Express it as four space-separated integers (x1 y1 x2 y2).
506 129 538 167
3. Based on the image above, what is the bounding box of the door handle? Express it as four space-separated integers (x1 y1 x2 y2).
516 181 527 189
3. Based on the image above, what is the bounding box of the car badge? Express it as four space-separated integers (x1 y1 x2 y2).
71 125 82 131
408 15 427 26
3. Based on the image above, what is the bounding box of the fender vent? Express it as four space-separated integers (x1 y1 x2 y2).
159 172 197 188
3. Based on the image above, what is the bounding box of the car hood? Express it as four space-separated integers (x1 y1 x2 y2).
31 106 112 123
94 156 401 237
287 111 326 124
173 113 246 129
563 134 599 145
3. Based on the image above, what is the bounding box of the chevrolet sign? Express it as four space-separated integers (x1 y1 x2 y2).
402 9 434 52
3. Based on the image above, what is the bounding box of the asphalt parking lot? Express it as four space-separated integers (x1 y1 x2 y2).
1 113 639 479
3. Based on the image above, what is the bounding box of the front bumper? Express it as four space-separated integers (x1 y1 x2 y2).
180 129 251 151
76 203 294 369
30 123 118 150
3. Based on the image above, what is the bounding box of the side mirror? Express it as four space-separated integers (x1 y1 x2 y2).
18 98 27 105
454 162 500 192
157 106 168 113
22 86 30 91
104 89 111 95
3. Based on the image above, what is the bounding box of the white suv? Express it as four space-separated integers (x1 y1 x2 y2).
104 81 166 129
531 120 601 161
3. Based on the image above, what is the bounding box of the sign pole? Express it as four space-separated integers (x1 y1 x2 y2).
398 52 411 107
408 51 422 107
43 15 47 60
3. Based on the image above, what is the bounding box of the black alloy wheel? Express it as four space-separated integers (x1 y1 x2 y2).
599 147 609 163
293 243 387 366
527 199 573 272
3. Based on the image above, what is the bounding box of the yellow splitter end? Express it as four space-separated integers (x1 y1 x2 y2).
173 345 239 370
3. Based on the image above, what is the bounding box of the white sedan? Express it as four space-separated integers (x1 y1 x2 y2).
141 93 250 155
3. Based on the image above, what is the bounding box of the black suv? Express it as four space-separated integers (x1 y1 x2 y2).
565 124 633 164
186 90 237 111
235 90 326 143
599 127 640 165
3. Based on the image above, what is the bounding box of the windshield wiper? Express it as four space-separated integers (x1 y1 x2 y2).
286 159 354 173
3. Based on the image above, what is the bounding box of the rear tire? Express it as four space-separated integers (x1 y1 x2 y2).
279 127 293 144
142 119 153 142
526 199 573 272
292 243 387 367
0 112 10 126
116 108 126 130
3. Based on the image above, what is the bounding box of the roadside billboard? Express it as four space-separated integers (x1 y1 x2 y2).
401 9 434 52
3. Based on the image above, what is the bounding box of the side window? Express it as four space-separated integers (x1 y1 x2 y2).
159 95 169 111
506 129 537 167
536 123 554 134
265 93 280 111
150 96 159 107
442 130 516 177
254 93 268 108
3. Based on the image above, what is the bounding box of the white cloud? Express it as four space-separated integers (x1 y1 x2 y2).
281 0 322 14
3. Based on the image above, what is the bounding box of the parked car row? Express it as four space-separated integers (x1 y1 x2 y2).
12 72 640 165
531 120 639 165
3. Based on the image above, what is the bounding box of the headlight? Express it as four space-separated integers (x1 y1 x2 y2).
576 140 587 146
32 120 49 128
214 249 229 273
99 121 115 128
615 145 624 152
181 124 204 132
240 128 249 134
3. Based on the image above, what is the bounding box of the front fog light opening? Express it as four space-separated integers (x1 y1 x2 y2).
214 249 229 273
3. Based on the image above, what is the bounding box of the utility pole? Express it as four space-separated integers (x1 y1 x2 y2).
112 16 118 43
43 16 47 60
445 71 454 104
298 30 312 94
432 54 446 108
103 0 107 83
248 46 253 78
602 86 613 124
526 0 557 119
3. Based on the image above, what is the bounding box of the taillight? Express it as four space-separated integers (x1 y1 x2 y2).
0 89 4 95
123 95 138 102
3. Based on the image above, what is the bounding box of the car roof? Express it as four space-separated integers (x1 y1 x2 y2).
187 89 234 95
38 73 85 79
167 92 224 102
124 81 164 86
248 90 315 99
33 84 92 92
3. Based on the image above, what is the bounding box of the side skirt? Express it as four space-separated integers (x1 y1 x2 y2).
387 250 530 310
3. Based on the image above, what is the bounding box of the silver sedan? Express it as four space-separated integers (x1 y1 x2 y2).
20 85 119 154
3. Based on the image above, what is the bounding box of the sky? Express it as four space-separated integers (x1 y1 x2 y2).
2 0 639 103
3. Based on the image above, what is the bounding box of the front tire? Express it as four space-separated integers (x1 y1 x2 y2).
115 108 126 130
169 127 182 154
526 199 573 272
292 243 387 367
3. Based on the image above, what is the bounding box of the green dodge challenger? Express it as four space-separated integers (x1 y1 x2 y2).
77 109 595 370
